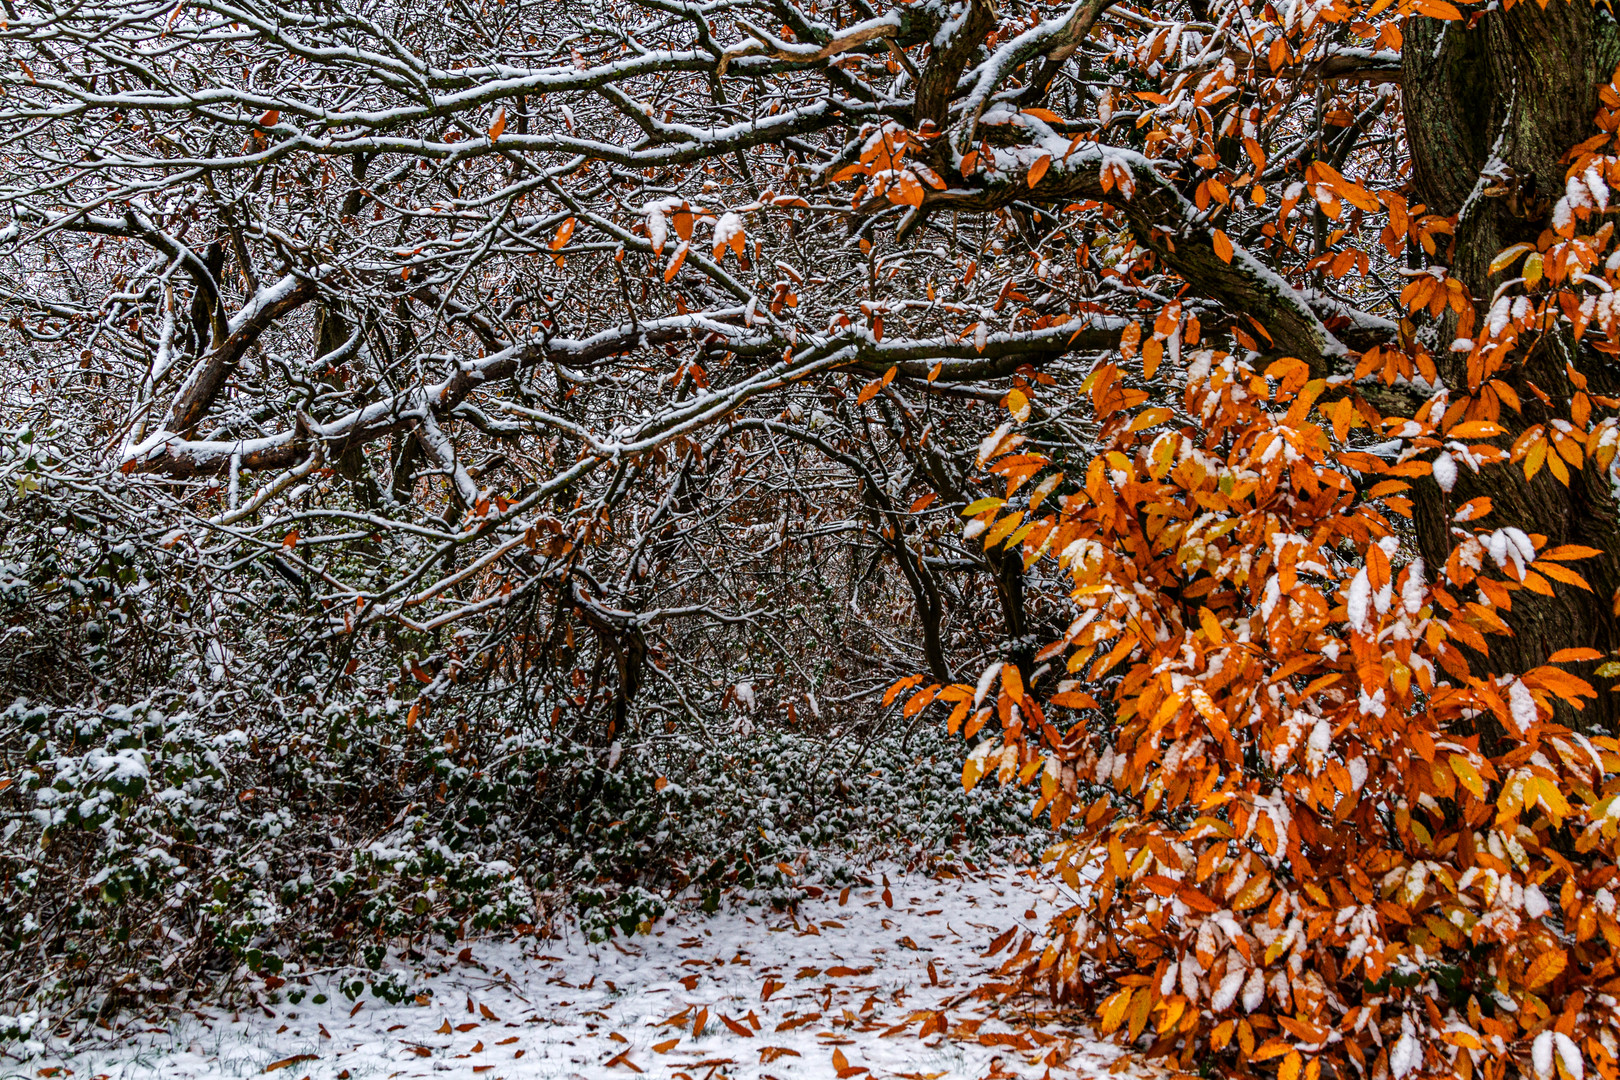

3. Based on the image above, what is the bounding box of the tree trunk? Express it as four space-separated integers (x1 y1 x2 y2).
1404 3 1620 733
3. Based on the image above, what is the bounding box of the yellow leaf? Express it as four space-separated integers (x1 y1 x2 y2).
1525 251 1544 287
1212 229 1234 263
1129 407 1173 432
1098 988 1132 1034
1007 387 1031 422
1524 947 1567 989
1232 871 1272 911
1448 754 1485 800
1489 243 1536 274
983 511 1026 550
960 496 1006 517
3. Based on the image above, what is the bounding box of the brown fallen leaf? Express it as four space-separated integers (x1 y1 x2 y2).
720 1014 753 1038
825 966 874 978
760 1046 802 1064
265 1055 317 1072
479 1004 500 1022
652 1038 680 1054
602 1049 641 1072
692 1006 709 1038
761 978 784 1002
977 1032 1034 1050
456 1023 479 1033
657 1007 693 1028
495 1037 519 1046
832 1047 869 1078
775 1013 822 1032
470 1041 483 1053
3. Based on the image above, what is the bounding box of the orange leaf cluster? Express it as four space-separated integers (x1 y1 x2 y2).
889 94 1620 1074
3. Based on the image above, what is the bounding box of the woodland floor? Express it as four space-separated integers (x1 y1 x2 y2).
6 863 1149 1080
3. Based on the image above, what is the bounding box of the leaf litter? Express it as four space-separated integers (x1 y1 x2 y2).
20 863 1157 1080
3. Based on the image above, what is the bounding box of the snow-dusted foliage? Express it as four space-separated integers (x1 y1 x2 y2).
5 0 1620 1075
0 444 1037 1022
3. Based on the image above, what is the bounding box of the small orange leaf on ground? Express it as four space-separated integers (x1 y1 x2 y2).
266 1056 317 1072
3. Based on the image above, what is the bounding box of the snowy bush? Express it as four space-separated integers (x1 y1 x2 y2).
0 452 1038 1032
0 683 1036 1033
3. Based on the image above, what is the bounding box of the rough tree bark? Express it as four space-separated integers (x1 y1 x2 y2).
1405 3 1620 733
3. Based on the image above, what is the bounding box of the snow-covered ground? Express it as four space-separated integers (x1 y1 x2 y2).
8 865 1147 1080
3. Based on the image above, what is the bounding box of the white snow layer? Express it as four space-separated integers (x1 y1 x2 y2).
21 866 1141 1080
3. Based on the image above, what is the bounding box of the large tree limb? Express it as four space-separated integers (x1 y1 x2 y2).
128 317 1126 479
166 273 319 434
915 140 1391 373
